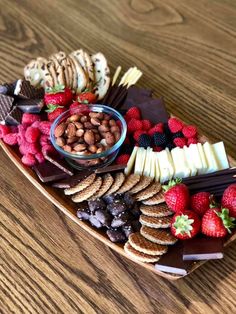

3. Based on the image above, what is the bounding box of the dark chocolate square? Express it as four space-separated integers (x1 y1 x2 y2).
33 161 70 183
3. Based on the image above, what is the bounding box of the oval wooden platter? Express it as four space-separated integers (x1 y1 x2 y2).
1 138 236 281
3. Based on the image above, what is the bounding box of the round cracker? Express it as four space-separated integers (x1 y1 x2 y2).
124 242 160 263
134 182 162 201
64 173 96 195
105 172 125 196
72 176 102 203
129 233 168 256
140 226 177 245
140 215 172 229
117 174 141 194
129 176 153 194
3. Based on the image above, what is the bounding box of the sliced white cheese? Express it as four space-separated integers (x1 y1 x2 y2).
140 148 147 175
154 152 160 182
203 142 219 173
165 148 175 178
197 143 208 174
149 151 156 179
183 145 197 176
212 142 229 170
171 147 191 179
187 144 203 174
125 146 138 175
134 148 147 175
157 150 171 183
143 147 153 177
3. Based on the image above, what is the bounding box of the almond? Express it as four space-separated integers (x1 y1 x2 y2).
67 136 78 144
80 115 88 123
84 121 93 129
56 137 65 147
76 129 84 137
66 123 76 138
63 145 72 153
74 122 83 129
67 114 80 122
109 119 116 126
98 125 109 133
91 117 101 126
74 143 87 152
84 130 95 145
110 126 120 133
105 132 115 146
88 145 98 153
89 112 104 120
54 123 66 137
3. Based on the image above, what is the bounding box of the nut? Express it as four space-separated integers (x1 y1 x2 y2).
101 120 109 126
88 145 98 153
104 132 115 146
84 122 93 129
56 137 65 147
66 123 76 138
84 130 95 145
76 129 84 137
80 115 88 123
103 114 110 120
74 122 83 129
67 114 80 122
110 126 120 133
96 147 104 154
89 112 104 120
109 119 116 126
74 143 87 152
67 136 78 144
54 123 66 137
95 133 101 142
63 145 72 153
91 117 101 126
114 131 121 142
98 125 110 133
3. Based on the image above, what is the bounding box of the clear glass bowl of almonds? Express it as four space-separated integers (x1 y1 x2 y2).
50 104 127 169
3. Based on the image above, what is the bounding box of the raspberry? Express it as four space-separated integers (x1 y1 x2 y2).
168 118 184 133
31 120 41 128
0 125 10 138
173 137 187 148
153 132 168 146
148 123 164 136
182 125 198 138
17 125 27 145
172 131 184 140
39 134 50 147
138 134 152 149
153 146 163 152
25 126 41 143
187 137 198 146
21 153 36 166
39 121 52 136
35 152 45 163
125 107 141 120
22 113 41 125
42 144 56 156
127 119 142 134
3 133 18 145
116 154 130 165
141 120 152 131
19 142 40 155
133 130 147 142
10 126 18 133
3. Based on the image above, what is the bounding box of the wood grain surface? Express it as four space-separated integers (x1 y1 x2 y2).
1 0 236 313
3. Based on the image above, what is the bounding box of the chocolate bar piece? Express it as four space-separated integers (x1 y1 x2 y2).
95 164 126 174
16 98 44 113
44 152 74 176
5 106 23 125
14 79 44 99
0 94 14 120
183 237 224 261
52 170 93 188
155 242 192 276
33 161 70 183
0 81 17 96
124 86 153 107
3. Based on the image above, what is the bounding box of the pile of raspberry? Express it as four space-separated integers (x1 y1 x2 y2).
0 113 55 166
116 107 198 165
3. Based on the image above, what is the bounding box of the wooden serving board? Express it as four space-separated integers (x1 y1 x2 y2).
1 139 236 281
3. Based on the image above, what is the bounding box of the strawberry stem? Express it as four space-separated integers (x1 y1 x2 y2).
162 178 182 192
215 208 235 233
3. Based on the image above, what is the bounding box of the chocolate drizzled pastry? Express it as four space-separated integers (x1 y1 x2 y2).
0 94 14 120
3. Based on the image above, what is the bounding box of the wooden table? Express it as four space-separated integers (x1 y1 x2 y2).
1 0 236 313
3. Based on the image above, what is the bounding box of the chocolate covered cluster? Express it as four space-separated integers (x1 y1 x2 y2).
77 193 141 242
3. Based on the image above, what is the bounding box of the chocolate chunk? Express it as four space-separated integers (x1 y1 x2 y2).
16 98 44 113
33 161 70 183
183 237 224 261
124 86 153 107
88 199 106 213
95 164 126 174
0 81 17 96
14 79 44 99
44 151 74 176
103 193 121 204
107 201 127 216
155 242 192 276
95 210 112 227
122 224 134 238
111 212 129 228
77 206 90 221
0 94 14 120
89 215 103 228
106 229 126 243
123 193 135 209
5 106 23 125
130 203 141 218
52 170 93 188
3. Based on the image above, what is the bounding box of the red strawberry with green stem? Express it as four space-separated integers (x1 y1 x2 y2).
171 210 201 240
202 207 235 237
44 85 73 106
163 179 190 213
77 90 97 104
221 184 236 218
190 192 213 216
45 104 66 122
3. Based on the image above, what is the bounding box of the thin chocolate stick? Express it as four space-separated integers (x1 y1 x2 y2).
107 85 126 107
186 176 236 190
182 168 236 184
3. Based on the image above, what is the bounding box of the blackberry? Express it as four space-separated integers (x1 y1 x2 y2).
153 132 168 146
138 134 152 148
166 142 175 151
172 131 184 140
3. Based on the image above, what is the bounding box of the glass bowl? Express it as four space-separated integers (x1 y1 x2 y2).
50 104 127 170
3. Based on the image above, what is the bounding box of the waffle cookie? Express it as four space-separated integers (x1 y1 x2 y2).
105 172 125 195
134 182 162 201
140 226 177 245
140 215 172 228
124 242 160 263
117 174 141 194
140 204 173 218
89 173 114 200
142 191 165 205
129 176 153 194
72 176 102 203
64 173 96 195
129 233 168 256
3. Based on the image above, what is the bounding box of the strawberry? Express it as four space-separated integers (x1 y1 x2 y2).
163 179 190 213
202 207 235 237
44 85 73 106
190 192 212 216
171 210 201 240
77 91 97 104
46 104 66 122
221 184 236 218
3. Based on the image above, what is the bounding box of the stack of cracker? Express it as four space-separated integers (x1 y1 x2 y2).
124 203 177 263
